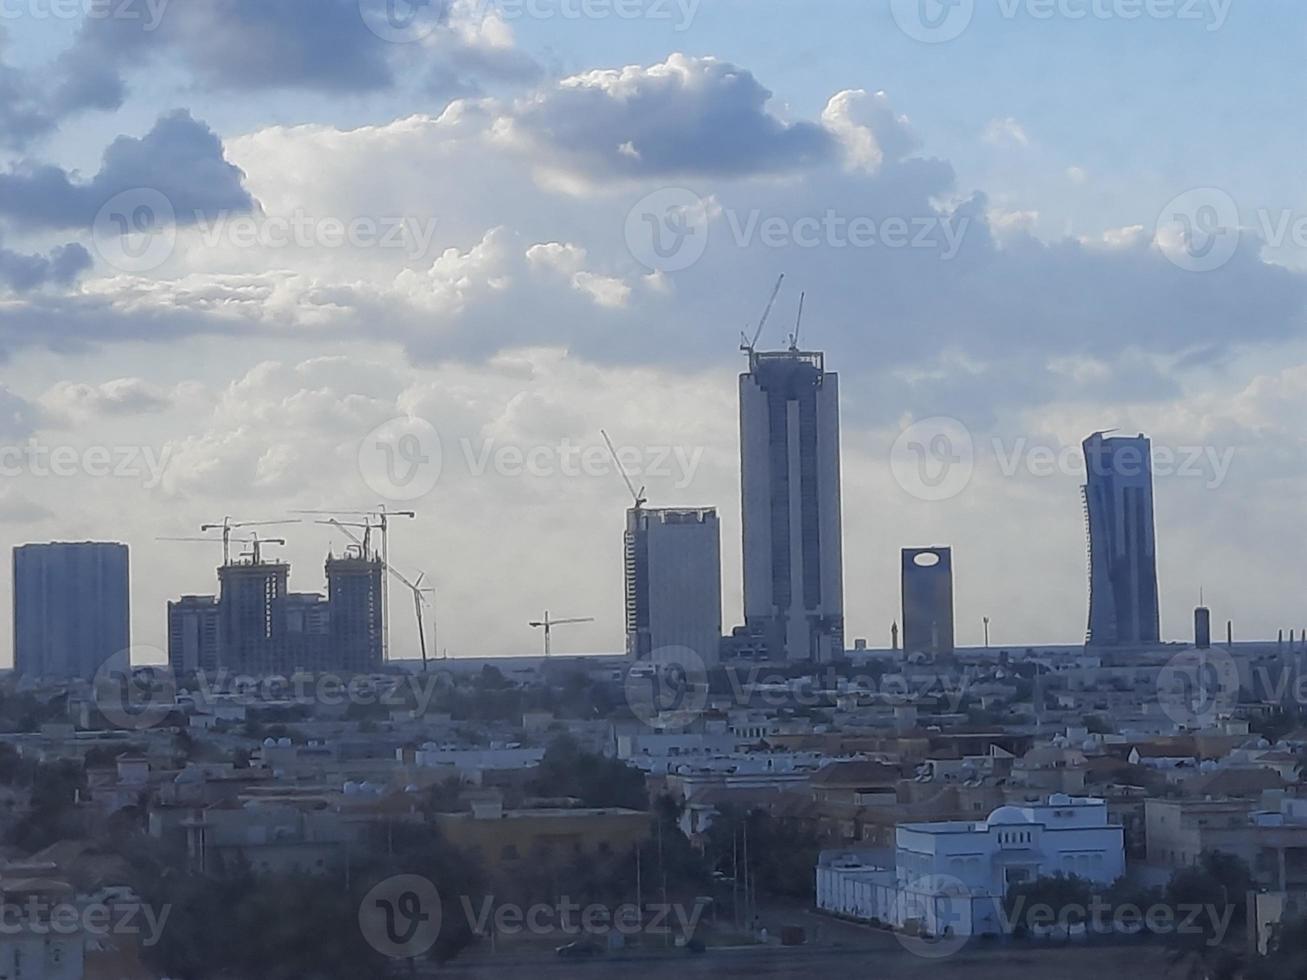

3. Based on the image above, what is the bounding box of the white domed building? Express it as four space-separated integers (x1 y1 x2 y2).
817 794 1125 938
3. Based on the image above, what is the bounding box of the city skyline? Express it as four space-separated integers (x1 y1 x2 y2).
0 4 1303 666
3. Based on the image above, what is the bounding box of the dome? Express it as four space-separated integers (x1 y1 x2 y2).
986 805 1032 827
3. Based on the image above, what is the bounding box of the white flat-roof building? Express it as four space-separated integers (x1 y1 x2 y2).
818 795 1125 939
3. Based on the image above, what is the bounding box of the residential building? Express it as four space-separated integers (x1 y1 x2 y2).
167 595 220 675
13 541 130 680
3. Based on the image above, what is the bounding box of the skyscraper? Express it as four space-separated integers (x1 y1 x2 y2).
1083 431 1161 646
901 547 955 655
739 348 844 662
217 558 290 675
624 507 722 664
13 542 130 679
167 595 220 675
325 553 384 673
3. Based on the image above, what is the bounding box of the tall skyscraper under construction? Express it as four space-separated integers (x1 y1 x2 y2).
1083 431 1161 647
739 345 844 662
624 506 722 664
325 551 384 673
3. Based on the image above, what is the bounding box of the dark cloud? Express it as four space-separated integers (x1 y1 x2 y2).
0 242 91 293
509 54 837 180
0 110 254 232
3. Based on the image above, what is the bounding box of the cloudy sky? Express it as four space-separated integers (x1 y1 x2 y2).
0 0 1303 665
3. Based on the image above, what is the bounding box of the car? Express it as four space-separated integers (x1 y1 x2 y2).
555 941 602 958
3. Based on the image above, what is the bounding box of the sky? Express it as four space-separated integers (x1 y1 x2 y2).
0 0 1303 665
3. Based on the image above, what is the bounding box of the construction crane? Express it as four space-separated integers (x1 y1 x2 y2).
235 534 287 564
739 273 785 357
291 506 416 660
528 612 595 659
199 518 299 565
158 534 285 565
601 429 646 510
319 518 436 669
787 292 806 352
312 519 373 559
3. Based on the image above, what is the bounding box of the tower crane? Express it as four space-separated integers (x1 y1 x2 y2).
158 534 286 565
787 292 806 352
739 273 785 357
199 518 299 565
528 612 595 659
601 429 646 510
319 518 435 669
291 506 416 660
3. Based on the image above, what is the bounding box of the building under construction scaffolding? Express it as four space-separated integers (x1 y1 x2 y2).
167 550 384 677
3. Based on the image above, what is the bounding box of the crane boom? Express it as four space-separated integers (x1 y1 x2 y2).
741 273 785 354
601 429 646 509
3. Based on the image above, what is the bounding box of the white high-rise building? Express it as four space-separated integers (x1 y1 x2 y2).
739 349 844 662
624 507 722 664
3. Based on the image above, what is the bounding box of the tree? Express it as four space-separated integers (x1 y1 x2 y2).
530 735 648 810
1003 873 1094 935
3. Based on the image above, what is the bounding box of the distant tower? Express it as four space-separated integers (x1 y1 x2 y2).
891 621 900 651
624 507 722 665
217 559 289 675
902 547 955 655
326 552 384 673
739 346 844 662
168 595 220 674
14 542 130 680
1082 431 1161 647
1194 605 1211 650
